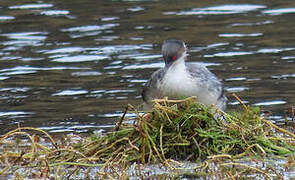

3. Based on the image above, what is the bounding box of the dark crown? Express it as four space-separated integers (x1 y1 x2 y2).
162 39 186 67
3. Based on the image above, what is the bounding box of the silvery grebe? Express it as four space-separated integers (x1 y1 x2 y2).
142 39 227 110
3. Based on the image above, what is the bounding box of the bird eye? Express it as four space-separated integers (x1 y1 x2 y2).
172 56 177 60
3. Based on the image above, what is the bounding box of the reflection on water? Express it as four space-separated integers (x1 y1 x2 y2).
165 4 266 15
263 8 295 15
40 10 70 16
1 1 295 134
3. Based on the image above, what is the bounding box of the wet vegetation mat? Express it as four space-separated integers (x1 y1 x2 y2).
1 96 295 179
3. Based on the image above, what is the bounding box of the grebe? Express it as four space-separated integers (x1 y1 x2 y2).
142 39 227 110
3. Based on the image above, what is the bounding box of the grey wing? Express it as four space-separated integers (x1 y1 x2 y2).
187 63 227 108
142 69 165 103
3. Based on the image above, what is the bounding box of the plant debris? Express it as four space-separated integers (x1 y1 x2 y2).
1 96 295 179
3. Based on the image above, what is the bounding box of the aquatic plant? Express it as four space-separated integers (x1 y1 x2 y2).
0 95 295 179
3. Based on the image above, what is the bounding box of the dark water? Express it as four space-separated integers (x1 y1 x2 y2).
1 0 295 134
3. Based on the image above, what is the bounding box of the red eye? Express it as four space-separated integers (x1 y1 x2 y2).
172 56 177 60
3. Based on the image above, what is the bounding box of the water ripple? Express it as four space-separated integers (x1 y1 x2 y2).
0 66 89 72
226 77 247 81
263 8 295 15
9 3 53 9
190 42 229 52
72 71 102 76
40 123 108 133
20 57 44 61
203 47 295 58
104 65 122 70
52 90 88 96
1 0 294 135
40 10 70 16
282 56 295 60
254 100 287 106
105 89 136 94
123 62 163 69
0 87 30 92
99 112 135 118
119 54 161 61
272 74 295 79
0 16 15 21
257 48 295 54
61 23 119 38
99 44 152 54
0 111 34 117
101 17 120 21
62 24 119 32
219 33 263 37
225 86 249 93
95 35 119 41
1 32 48 48
0 77 9 80
2 32 48 40
204 51 253 57
230 20 273 27
0 66 89 77
2 40 43 48
0 70 36 76
52 55 109 62
128 6 144 12
164 4 266 15
44 47 86 54
128 79 147 83
0 56 21 61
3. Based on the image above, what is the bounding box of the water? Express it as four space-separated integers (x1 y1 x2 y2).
1 0 295 134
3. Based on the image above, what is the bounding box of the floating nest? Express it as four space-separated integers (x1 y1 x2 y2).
1 96 295 179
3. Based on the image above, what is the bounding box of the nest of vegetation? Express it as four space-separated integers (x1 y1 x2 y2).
1 96 295 179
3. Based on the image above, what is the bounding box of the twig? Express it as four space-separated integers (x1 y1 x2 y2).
261 118 295 139
114 105 129 131
0 127 57 149
232 93 248 111
160 124 166 161
220 162 271 179
49 162 103 167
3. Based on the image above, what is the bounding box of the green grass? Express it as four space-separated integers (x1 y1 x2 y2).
1 96 295 179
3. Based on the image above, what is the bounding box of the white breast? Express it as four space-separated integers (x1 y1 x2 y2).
160 58 196 97
158 57 219 106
